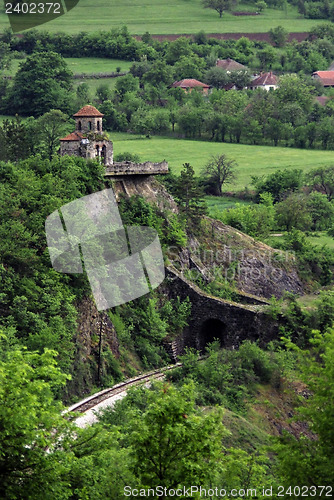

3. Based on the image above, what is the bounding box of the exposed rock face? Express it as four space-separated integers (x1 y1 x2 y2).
64 297 119 401
112 176 304 299
171 218 304 299
111 176 178 213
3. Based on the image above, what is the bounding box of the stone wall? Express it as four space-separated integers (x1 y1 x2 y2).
164 267 280 360
105 160 168 176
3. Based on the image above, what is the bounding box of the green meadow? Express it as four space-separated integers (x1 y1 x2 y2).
4 57 131 77
111 134 334 192
0 0 326 34
65 58 132 74
73 77 118 96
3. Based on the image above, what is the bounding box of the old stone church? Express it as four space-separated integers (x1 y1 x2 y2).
60 105 168 178
60 105 113 166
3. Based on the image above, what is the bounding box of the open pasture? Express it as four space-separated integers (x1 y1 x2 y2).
0 0 326 34
111 134 334 192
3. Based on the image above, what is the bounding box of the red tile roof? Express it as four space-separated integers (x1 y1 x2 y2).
171 79 210 89
73 105 104 117
60 132 84 142
313 71 334 86
251 71 277 87
216 58 247 71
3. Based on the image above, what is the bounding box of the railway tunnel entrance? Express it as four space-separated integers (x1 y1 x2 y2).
199 318 227 352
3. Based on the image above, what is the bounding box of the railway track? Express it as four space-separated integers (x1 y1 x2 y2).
66 362 182 417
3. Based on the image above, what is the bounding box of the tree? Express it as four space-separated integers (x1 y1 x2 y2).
0 338 71 498
0 115 36 162
202 0 232 17
255 0 267 12
269 25 288 47
205 67 230 89
127 382 225 488
275 329 334 487
252 168 303 203
202 154 237 195
306 165 334 201
36 109 70 160
275 192 312 231
307 191 334 230
174 163 207 226
10 51 73 116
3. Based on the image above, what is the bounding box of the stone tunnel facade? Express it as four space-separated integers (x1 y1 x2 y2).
164 267 280 360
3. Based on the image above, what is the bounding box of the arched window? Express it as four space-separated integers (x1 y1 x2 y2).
97 120 100 131
96 145 100 157
102 145 106 162
89 121 92 130
78 121 82 131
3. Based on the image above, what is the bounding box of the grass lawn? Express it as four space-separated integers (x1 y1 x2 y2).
205 195 252 216
306 232 334 249
111 134 334 192
267 231 334 250
65 58 132 74
3 57 131 78
0 0 326 34
73 77 118 98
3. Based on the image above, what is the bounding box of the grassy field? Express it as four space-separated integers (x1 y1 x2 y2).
73 77 118 97
206 195 252 215
65 58 132 74
0 0 326 34
111 134 334 192
4 57 131 77
267 231 334 249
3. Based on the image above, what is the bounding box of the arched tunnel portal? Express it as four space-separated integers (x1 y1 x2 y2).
198 317 227 352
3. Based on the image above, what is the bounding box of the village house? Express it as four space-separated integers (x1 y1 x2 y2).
312 71 334 87
216 58 248 72
249 71 278 91
171 79 211 94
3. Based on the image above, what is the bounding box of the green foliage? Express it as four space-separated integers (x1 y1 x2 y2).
269 25 289 47
252 168 303 202
0 156 104 380
171 341 292 411
274 329 334 487
173 163 207 229
120 381 225 488
10 51 73 116
213 193 275 238
275 192 312 231
114 295 191 369
0 337 71 498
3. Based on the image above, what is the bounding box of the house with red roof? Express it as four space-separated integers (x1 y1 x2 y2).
312 71 334 87
249 72 278 91
171 79 211 94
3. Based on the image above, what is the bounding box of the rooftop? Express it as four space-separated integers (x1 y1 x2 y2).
60 132 85 142
73 105 104 117
251 71 278 87
216 58 247 71
312 71 334 86
171 79 210 89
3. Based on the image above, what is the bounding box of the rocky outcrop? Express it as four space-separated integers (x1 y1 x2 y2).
64 297 119 402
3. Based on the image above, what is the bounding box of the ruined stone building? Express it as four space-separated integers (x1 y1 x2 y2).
60 105 113 166
60 105 168 178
